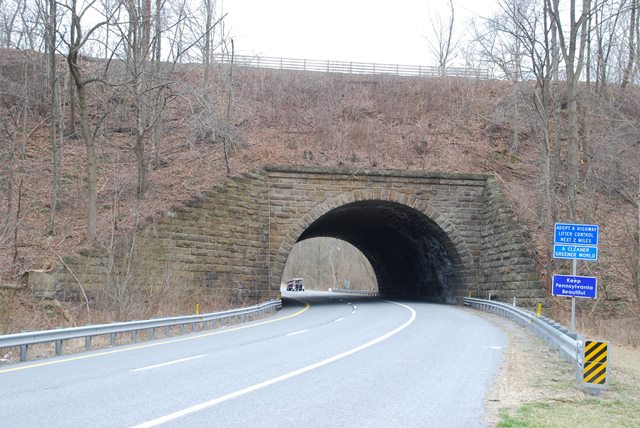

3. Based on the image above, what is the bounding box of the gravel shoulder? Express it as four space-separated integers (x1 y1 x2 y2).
473 309 640 427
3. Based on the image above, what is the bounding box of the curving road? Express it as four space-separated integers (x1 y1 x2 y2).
0 291 506 427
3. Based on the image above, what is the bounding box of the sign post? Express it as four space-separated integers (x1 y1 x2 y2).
553 223 607 393
553 223 599 332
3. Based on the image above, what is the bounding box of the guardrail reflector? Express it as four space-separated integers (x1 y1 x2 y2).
583 340 608 387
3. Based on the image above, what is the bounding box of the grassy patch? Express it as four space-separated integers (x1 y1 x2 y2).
499 399 640 427
480 309 640 428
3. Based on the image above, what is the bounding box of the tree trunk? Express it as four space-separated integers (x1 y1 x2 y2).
566 75 580 220
154 0 161 65
143 0 151 59
67 16 77 135
67 19 97 244
510 82 519 152
204 0 212 82
622 0 638 89
48 0 59 235
135 133 148 196
550 0 561 191
223 38 234 175
636 171 640 300
550 0 591 220
77 81 97 244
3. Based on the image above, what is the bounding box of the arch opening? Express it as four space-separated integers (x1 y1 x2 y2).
296 200 464 302
281 238 378 292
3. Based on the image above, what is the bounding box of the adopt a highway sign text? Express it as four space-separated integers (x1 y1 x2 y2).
553 244 598 261
552 275 597 299
554 223 599 246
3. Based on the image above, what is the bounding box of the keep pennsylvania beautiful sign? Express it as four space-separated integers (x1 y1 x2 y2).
552 275 597 299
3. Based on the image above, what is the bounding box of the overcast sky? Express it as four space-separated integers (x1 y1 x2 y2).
221 0 497 65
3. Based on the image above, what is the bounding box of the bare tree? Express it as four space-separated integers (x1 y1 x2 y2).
202 0 218 82
471 0 532 150
0 0 21 48
46 0 61 235
590 0 626 94
427 0 459 76
114 0 226 196
63 0 109 244
121 0 155 197
547 0 592 220
637 171 640 299
622 0 639 88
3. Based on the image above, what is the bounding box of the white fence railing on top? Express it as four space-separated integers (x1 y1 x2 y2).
212 53 490 79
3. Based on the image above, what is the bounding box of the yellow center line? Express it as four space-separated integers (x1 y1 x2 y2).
0 302 310 375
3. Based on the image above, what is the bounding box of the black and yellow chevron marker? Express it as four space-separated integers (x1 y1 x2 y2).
583 340 608 385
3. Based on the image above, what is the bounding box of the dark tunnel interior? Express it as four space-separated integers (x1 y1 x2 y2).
297 201 464 302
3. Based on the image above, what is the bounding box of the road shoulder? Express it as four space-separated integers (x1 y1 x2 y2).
470 308 640 427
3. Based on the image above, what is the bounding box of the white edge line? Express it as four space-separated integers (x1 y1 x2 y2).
286 329 309 337
130 354 207 372
334 317 344 322
132 300 416 428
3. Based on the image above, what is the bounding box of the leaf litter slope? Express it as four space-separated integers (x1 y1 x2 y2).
0 50 639 342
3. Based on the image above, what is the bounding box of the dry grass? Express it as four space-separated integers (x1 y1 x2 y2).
0 295 272 364
0 48 639 339
479 309 640 427
546 299 640 347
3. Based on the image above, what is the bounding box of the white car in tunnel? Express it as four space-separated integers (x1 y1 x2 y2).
287 278 305 291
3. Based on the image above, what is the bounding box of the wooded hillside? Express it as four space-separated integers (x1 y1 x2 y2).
0 0 639 344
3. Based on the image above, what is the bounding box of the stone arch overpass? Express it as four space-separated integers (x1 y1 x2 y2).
54 166 546 308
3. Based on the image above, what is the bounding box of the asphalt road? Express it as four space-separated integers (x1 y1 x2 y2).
0 291 507 427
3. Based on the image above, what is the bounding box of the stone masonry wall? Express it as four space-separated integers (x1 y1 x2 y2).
54 171 272 307
265 166 488 295
478 177 546 308
36 167 547 309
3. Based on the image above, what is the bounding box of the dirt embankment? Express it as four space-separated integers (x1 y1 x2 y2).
0 49 638 341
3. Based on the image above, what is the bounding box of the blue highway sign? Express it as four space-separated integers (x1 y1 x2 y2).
554 223 599 246
553 244 598 261
552 275 597 299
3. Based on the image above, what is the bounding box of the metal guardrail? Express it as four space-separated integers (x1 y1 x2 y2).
330 288 380 297
212 53 491 79
0 299 282 362
463 297 580 364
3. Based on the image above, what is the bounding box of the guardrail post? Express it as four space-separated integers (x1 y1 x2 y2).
575 336 584 383
20 344 28 361
0 300 281 361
